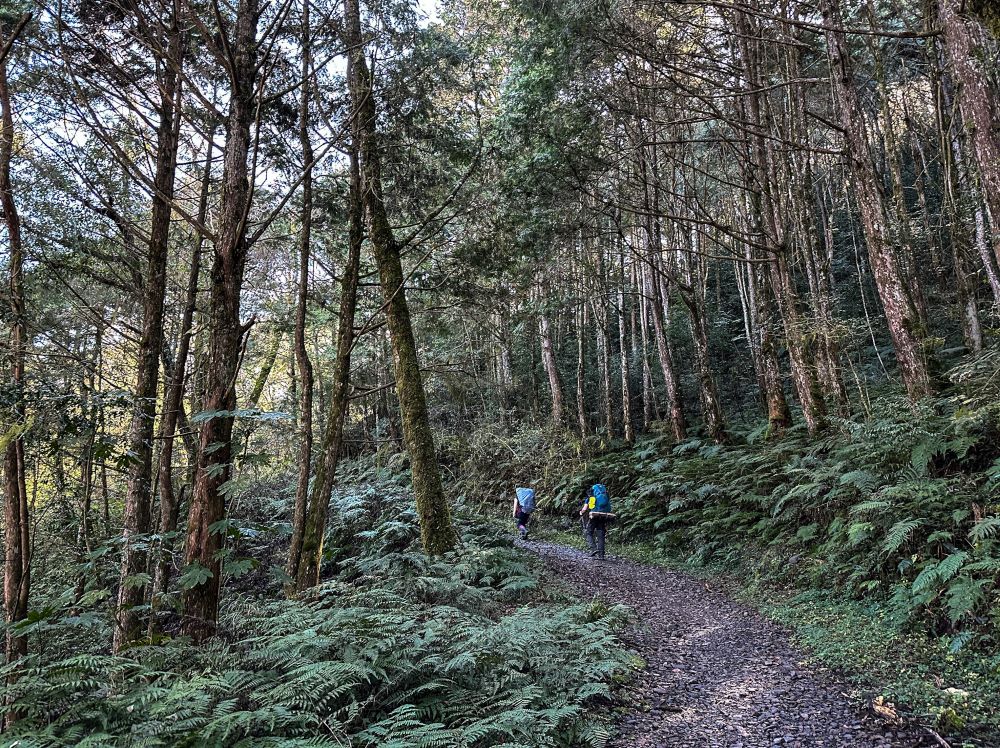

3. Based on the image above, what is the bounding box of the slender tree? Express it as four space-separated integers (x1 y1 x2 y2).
820 0 932 401
939 0 1000 270
181 0 260 641
294 147 362 591
114 3 184 651
149 134 214 624
1 13 32 716
287 0 316 585
538 286 565 426
343 0 457 555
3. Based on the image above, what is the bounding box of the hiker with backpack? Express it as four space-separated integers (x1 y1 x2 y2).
580 483 614 559
513 487 536 539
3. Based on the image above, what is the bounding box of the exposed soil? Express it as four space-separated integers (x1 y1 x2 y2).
527 541 936 748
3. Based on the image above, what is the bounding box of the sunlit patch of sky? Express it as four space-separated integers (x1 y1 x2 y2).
416 0 440 26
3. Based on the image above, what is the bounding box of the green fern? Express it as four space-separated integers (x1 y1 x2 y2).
3 479 631 748
970 516 1000 543
882 519 923 555
850 499 890 516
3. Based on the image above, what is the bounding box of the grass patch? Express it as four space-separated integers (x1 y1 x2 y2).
754 588 999 747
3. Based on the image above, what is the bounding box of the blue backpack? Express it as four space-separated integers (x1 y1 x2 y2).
591 484 611 512
516 487 536 513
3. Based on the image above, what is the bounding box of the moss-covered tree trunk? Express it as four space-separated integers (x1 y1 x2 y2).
752 263 793 434
617 241 635 444
820 0 932 402
939 0 1000 272
733 9 824 434
539 296 564 426
641 147 687 442
344 0 456 556
679 235 727 444
149 134 213 627
648 265 687 442
575 296 588 436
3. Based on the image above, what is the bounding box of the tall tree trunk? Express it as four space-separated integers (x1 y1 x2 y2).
287 0 315 584
594 299 613 435
576 296 588 436
294 142 362 591
181 0 259 642
752 261 793 433
114 11 183 651
934 43 991 341
638 267 656 427
618 243 635 443
680 237 727 443
648 264 686 442
74 328 100 605
149 134 213 622
727 20 794 431
539 296 564 426
1 14 31 718
344 0 456 555
246 332 280 408
593 241 614 436
734 8 824 433
939 0 1000 270
820 0 932 401
863 2 931 333
641 140 687 442
808 188 850 416
784 20 849 417
736 202 793 433
975 205 1000 308
685 292 727 444
769 251 826 432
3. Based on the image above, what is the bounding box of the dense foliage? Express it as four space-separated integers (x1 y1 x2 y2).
473 350 998 737
0 462 631 746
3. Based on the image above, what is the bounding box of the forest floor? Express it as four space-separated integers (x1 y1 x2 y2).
526 540 941 748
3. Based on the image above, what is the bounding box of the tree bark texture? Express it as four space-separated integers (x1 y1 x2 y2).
287 0 316 585
821 0 932 401
940 0 1000 271
294 142 363 592
344 0 457 556
1 15 32 712
150 133 213 620
181 0 259 642
539 301 564 427
114 10 183 651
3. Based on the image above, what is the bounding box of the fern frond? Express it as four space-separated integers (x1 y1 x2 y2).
969 516 1000 543
882 519 923 555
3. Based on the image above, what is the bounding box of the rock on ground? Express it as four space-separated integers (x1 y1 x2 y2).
527 541 933 748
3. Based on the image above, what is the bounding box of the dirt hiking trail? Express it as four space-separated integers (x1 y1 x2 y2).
529 541 938 748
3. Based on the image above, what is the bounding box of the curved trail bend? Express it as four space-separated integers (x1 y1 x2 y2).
528 541 933 748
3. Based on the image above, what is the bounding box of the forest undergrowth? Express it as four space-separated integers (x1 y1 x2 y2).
0 459 633 747
451 349 1000 742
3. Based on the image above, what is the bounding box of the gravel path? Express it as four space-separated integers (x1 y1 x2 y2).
527 541 932 748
